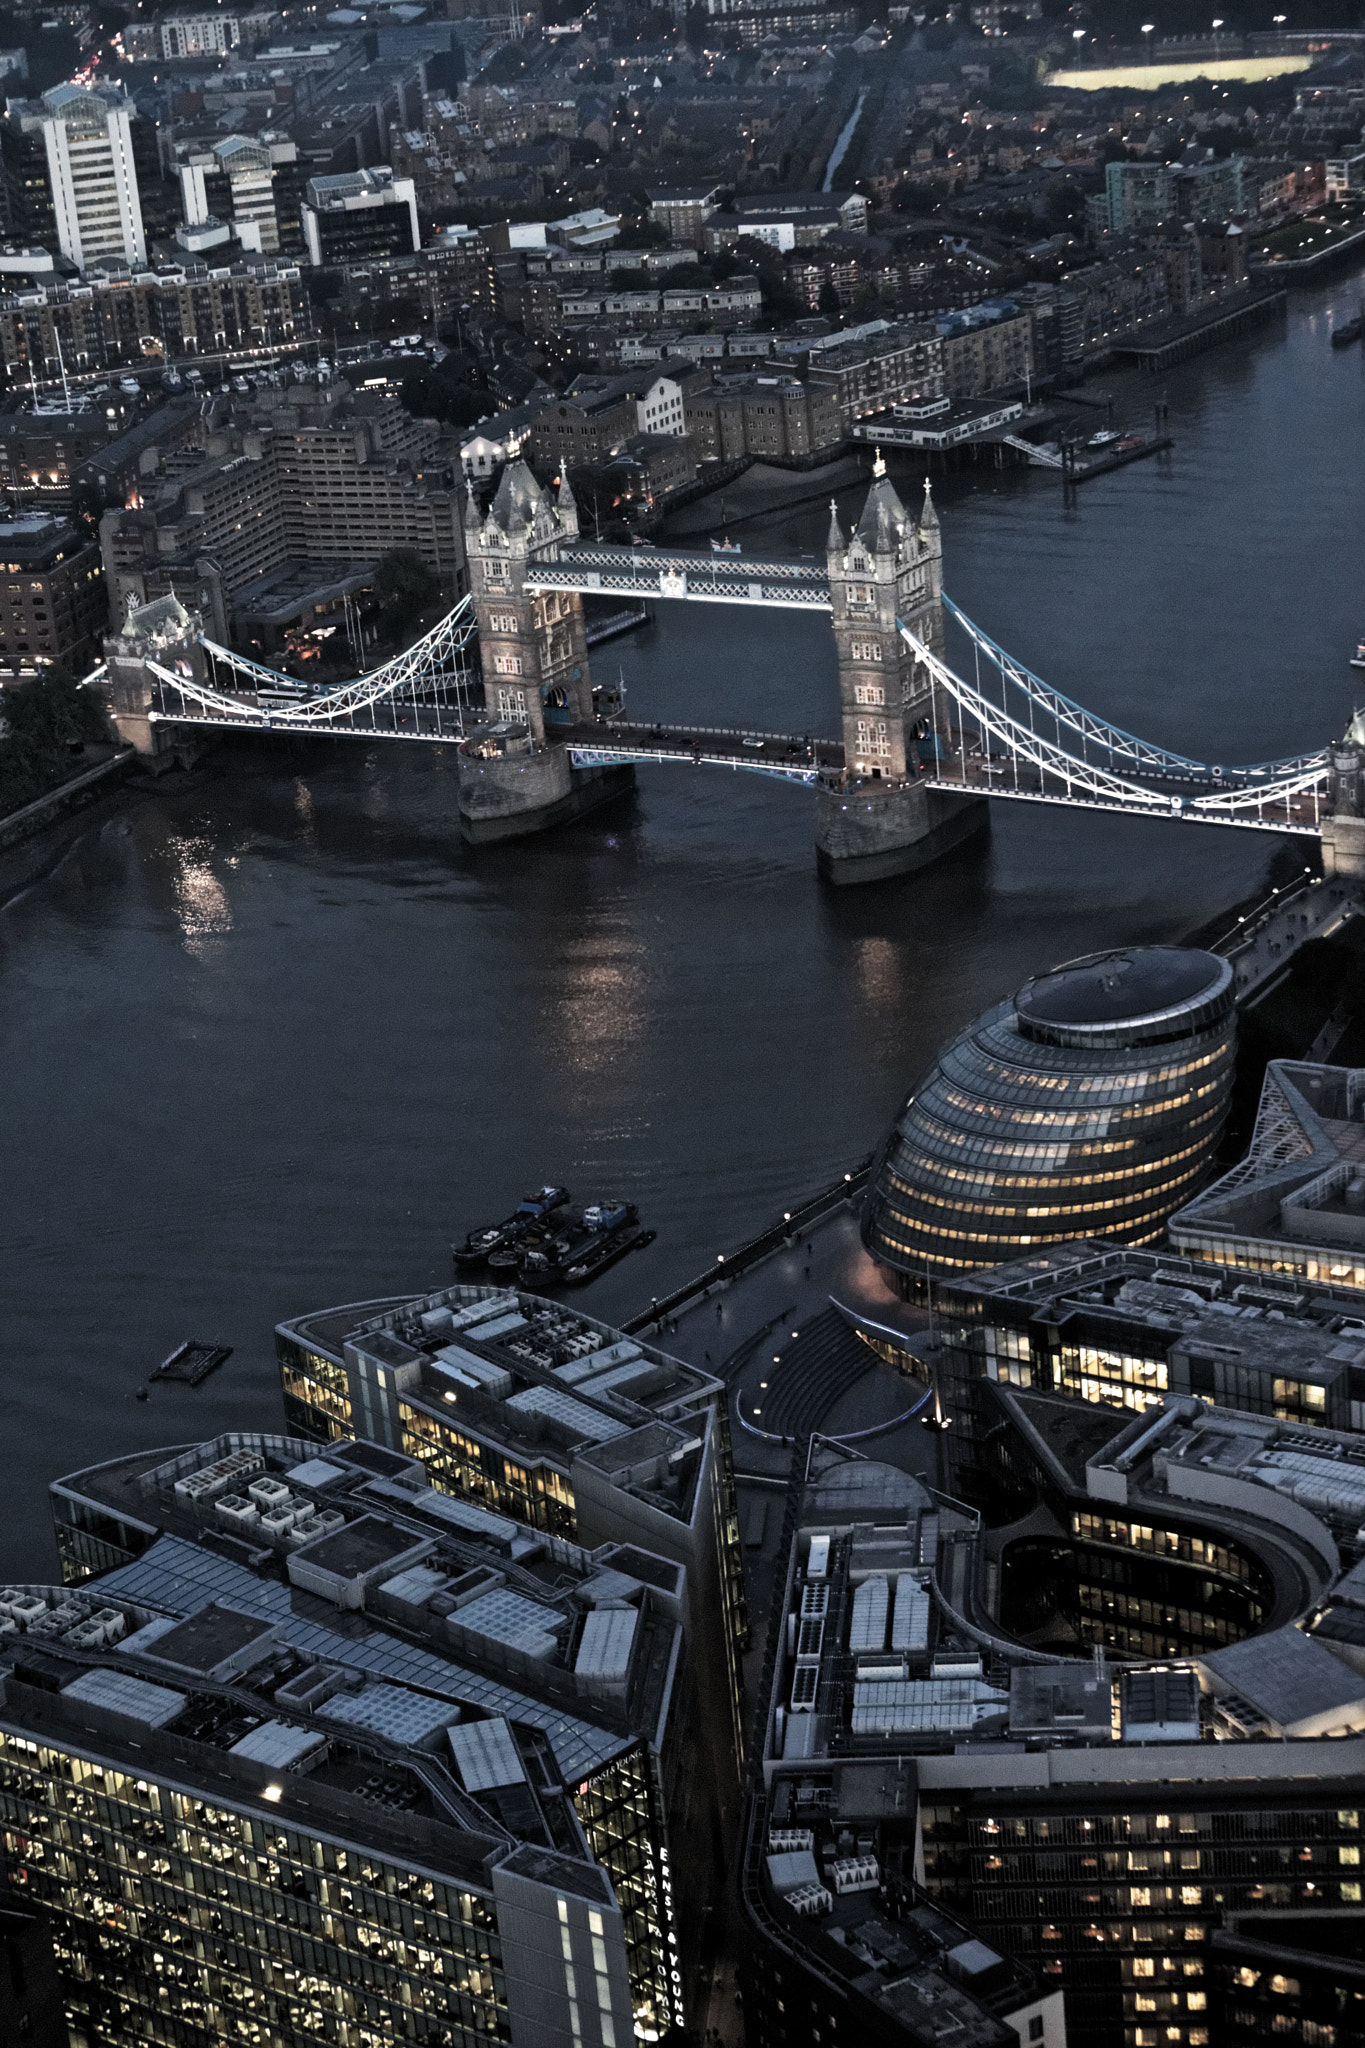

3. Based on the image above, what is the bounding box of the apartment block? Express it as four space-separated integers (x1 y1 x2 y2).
0 513 105 675
98 380 465 643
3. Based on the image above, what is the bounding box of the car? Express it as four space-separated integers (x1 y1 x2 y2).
742 735 765 749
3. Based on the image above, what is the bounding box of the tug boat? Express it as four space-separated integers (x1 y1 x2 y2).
1351 641 1365 670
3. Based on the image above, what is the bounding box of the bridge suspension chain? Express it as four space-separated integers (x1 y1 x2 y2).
900 619 1329 830
944 596 1330 784
146 595 480 733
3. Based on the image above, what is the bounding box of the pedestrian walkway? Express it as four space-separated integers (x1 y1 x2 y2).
1218 877 1360 1000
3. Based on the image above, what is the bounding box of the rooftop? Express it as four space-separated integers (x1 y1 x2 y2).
1013 945 1233 1046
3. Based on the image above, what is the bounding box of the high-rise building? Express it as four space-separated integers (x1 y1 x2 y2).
37 84 145 270
743 1415 1365 2048
272 1282 749 1830
175 131 299 256
41 1424 717 2044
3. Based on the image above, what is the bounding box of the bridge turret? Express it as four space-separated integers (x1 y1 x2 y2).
817 460 987 883
827 454 945 782
466 460 593 743
103 591 208 756
1321 715 1365 878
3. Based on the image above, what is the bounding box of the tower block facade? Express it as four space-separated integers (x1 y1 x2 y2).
826 459 945 781
465 461 594 743
816 461 988 885
458 462 633 841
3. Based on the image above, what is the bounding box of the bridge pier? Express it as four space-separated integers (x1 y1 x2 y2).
457 732 633 842
815 779 989 884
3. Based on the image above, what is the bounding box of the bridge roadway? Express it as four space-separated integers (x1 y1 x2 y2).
142 680 1325 832
524 544 832 609
564 721 840 782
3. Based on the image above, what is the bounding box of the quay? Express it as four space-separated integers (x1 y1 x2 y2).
1252 221 1365 278
1112 286 1286 370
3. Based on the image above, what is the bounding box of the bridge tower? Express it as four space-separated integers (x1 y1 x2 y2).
103 592 211 760
815 460 988 884
1321 714 1365 879
459 462 631 841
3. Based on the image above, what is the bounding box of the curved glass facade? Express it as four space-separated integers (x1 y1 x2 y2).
864 947 1237 1287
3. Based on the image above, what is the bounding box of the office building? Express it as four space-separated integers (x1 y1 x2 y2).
1209 1916 1365 2046
929 1233 1365 1441
175 130 301 257
31 1425 711 2045
861 947 1237 1289
301 167 419 269
1171 1057 1365 1292
273 1283 749 1824
35 85 145 270
745 1410 1365 2048
0 514 105 675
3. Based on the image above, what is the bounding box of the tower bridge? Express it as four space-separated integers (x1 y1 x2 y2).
102 457 1365 886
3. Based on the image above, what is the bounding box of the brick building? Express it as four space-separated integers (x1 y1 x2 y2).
0 258 310 380
684 372 842 462
0 513 105 676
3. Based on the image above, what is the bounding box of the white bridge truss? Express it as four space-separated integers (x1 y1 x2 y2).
908 612 1329 835
146 595 480 740
135 557 1334 837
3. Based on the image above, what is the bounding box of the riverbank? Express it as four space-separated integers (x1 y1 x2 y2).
0 755 209 912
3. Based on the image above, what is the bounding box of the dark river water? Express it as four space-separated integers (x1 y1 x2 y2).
4 267 1364 1579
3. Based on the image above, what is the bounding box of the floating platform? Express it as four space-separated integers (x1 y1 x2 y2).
151 1340 233 1386
1069 435 1173 482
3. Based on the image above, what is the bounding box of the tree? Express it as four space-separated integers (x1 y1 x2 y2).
818 277 842 319
0 666 112 812
373 550 439 638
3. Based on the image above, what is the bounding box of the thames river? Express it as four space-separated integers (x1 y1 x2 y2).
3 266 1363 1577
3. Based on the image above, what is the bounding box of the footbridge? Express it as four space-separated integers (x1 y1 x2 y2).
102 456 1364 884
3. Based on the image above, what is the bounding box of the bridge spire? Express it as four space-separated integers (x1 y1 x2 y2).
826 497 844 551
919 475 939 533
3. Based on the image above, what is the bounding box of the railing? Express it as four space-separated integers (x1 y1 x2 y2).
622 1158 873 1336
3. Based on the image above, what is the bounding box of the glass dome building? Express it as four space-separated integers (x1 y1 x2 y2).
863 946 1237 1290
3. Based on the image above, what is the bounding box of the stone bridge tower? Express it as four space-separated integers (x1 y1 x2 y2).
825 457 945 782
459 464 632 841
1320 713 1365 879
816 460 988 884
103 592 210 758
465 462 593 743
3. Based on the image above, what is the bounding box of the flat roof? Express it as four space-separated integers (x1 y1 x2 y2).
295 1515 422 1578
137 1602 275 1674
